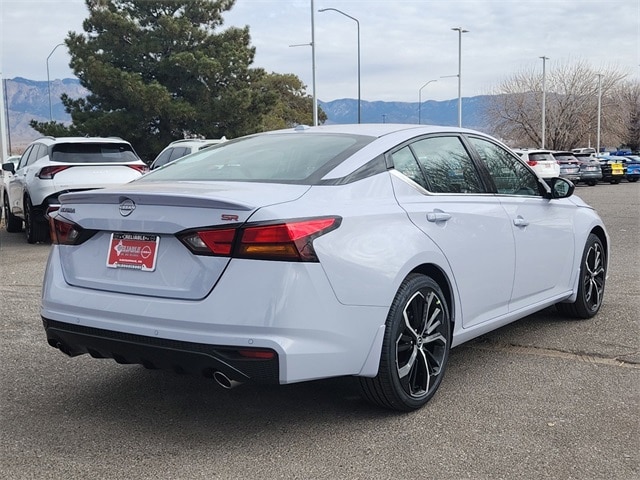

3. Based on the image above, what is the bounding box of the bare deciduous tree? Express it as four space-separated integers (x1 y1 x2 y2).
484 59 633 151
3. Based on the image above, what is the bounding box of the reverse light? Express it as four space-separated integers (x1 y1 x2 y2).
38 165 71 179
178 217 341 262
181 228 236 255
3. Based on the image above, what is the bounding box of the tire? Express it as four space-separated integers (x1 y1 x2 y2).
587 180 597 186
629 177 639 183
359 274 451 411
4 193 23 233
24 196 49 244
610 179 620 184
556 233 606 319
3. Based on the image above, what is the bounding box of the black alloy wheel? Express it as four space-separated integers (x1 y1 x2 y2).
557 233 606 319
359 274 451 411
24 196 48 244
4 193 23 232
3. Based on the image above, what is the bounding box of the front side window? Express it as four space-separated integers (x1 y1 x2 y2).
468 137 540 196
410 136 485 193
17 146 33 170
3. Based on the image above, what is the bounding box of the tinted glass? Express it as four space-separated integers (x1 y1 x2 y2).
410 136 484 193
139 134 374 184
17 146 33 169
390 146 428 189
151 149 173 169
528 152 555 162
50 143 139 163
168 147 189 161
468 137 540 196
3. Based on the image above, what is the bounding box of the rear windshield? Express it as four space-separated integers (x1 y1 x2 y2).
139 133 375 184
553 153 578 162
528 152 555 162
51 143 139 163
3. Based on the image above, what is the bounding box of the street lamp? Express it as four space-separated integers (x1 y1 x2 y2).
451 27 468 128
47 43 65 121
596 73 603 155
289 1 318 126
540 56 549 148
418 79 437 124
319 7 361 123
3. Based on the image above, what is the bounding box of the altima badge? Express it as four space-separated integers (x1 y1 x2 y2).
119 198 136 216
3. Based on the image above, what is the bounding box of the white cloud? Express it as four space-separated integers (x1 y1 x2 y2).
1 0 638 102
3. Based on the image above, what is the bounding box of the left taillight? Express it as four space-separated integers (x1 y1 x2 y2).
49 215 94 245
178 216 341 262
38 166 71 179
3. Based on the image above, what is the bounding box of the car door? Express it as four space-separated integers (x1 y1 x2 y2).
467 136 576 310
7 145 35 215
390 134 515 328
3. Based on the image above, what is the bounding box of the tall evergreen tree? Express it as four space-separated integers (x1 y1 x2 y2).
31 0 278 161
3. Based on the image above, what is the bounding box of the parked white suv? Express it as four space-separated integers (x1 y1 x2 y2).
512 149 561 179
2 136 148 243
150 138 227 170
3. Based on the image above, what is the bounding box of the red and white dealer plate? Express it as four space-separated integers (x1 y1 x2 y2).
106 233 160 271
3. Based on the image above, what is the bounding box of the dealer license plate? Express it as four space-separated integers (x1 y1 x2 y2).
107 233 159 271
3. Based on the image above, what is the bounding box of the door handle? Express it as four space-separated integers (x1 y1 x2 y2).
513 216 529 227
427 211 452 223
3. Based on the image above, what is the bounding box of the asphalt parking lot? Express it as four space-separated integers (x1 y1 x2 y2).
1 181 638 480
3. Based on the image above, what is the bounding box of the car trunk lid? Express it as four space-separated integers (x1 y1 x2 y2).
54 182 310 300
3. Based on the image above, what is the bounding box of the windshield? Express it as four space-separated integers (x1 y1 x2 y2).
139 133 375 184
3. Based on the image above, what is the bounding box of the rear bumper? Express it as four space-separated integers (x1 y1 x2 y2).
42 249 389 384
43 318 280 384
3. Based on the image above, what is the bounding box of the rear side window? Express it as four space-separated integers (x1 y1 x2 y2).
50 143 139 163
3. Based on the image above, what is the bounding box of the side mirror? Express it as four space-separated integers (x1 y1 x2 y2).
545 177 575 199
2 162 16 174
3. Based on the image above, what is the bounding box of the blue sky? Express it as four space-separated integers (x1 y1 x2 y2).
1 0 638 102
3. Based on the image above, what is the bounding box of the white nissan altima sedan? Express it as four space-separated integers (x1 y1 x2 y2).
42 124 608 411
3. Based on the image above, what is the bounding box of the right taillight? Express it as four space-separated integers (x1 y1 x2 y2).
527 160 538 166
178 216 341 262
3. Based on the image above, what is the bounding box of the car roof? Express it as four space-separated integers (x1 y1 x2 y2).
513 148 553 154
31 136 132 146
166 138 226 148
263 123 473 139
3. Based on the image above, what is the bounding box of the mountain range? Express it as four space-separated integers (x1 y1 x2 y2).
2 77 489 153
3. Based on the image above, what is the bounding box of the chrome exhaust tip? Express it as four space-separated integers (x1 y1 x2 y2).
213 371 243 389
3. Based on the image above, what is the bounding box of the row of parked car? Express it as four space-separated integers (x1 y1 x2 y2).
0 136 228 243
513 148 640 185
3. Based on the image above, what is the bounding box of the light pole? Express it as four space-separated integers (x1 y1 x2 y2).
418 79 437 124
47 43 65 121
451 27 468 128
311 0 318 126
289 1 318 126
596 73 603 155
319 7 361 123
540 56 549 149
